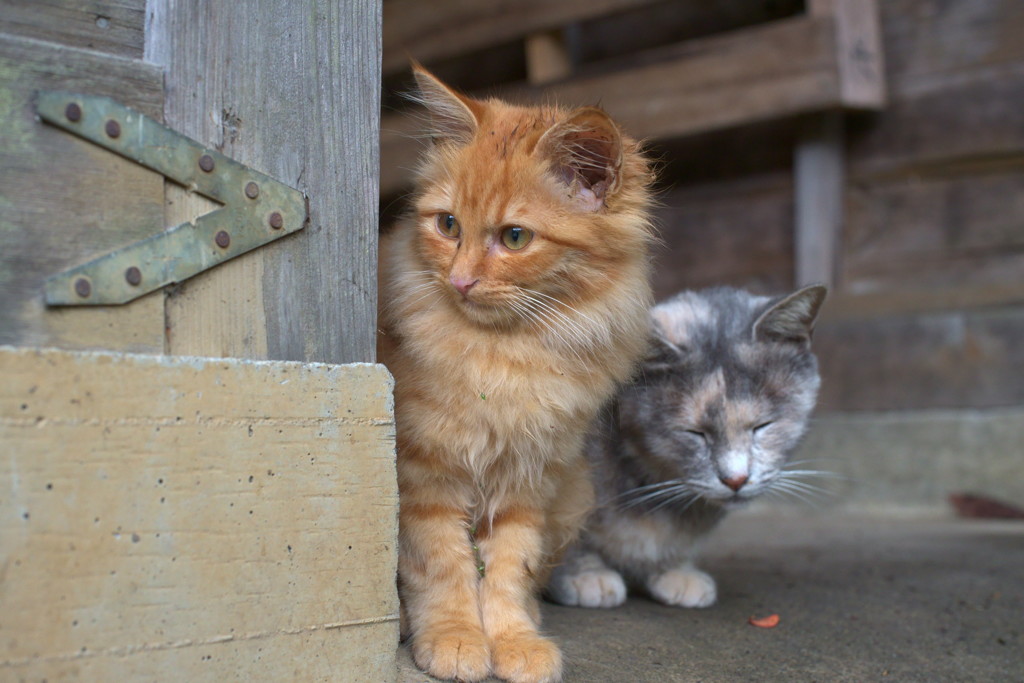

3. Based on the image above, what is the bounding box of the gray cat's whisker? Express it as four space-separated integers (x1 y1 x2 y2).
647 489 702 514
766 483 820 506
770 479 832 502
614 479 687 498
617 486 690 509
620 483 702 511
780 469 846 480
775 472 835 491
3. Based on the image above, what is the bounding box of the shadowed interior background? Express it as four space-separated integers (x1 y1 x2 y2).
379 0 1024 512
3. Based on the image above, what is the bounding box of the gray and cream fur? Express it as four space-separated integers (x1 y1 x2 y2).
548 285 827 609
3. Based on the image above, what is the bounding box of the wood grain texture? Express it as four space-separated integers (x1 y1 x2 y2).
0 0 146 58
842 167 1024 296
382 0 658 75
651 172 795 300
810 0 886 108
0 346 398 680
147 0 381 364
814 306 1024 411
0 34 164 353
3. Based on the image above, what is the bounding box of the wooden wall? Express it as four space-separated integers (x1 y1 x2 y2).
651 0 1024 412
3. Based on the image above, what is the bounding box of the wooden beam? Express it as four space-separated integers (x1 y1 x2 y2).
381 14 883 197
809 0 886 108
382 0 658 75
525 29 573 86
147 0 380 364
0 0 147 58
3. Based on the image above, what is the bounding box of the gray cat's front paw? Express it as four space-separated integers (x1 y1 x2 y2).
548 566 626 608
647 568 717 608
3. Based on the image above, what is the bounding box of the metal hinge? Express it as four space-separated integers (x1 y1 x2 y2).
36 91 308 306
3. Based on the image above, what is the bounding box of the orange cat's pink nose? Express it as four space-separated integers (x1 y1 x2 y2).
721 474 749 492
450 276 479 296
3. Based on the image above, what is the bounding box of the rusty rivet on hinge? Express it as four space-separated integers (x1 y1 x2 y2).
125 266 142 286
65 102 82 122
198 154 215 173
244 182 260 199
215 231 231 248
269 211 283 229
105 119 121 138
74 278 91 298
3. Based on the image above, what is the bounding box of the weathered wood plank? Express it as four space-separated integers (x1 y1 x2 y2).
842 167 1024 296
651 172 794 300
382 0 659 75
814 306 1024 411
848 62 1024 179
0 34 164 353
0 346 398 680
382 15 872 197
147 0 381 364
878 0 1024 90
810 0 886 108
0 0 146 58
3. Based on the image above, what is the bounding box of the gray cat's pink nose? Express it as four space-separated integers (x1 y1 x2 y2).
721 474 749 492
450 276 478 296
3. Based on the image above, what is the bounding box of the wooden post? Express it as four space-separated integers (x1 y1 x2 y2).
795 111 845 288
795 0 884 288
145 0 381 364
525 28 573 85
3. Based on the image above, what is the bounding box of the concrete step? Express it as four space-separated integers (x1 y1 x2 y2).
795 407 1024 511
398 512 1024 682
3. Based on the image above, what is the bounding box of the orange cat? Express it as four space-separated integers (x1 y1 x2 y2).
378 65 655 683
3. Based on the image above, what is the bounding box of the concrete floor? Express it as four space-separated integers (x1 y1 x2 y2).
398 511 1024 682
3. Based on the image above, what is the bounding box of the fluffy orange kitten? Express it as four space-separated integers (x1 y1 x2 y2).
378 65 654 683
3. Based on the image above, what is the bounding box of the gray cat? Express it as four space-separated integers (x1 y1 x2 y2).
548 285 827 609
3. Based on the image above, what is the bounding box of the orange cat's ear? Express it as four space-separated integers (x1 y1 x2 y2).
410 62 482 144
536 107 623 212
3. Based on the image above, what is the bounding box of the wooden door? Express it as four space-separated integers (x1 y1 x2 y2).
0 2 396 680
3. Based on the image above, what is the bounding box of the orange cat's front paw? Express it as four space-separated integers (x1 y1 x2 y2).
411 627 491 682
491 632 563 683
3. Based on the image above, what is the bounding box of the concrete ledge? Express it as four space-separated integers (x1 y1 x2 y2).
795 407 1024 509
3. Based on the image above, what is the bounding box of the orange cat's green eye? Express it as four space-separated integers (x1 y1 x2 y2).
500 226 533 250
436 212 460 239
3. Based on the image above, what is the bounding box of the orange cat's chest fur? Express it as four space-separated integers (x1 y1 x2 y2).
389 279 626 491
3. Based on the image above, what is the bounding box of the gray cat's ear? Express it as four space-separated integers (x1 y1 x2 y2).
642 323 685 372
536 107 623 212
410 62 482 144
753 284 828 346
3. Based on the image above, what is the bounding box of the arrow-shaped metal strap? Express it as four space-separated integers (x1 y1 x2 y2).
37 91 307 306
